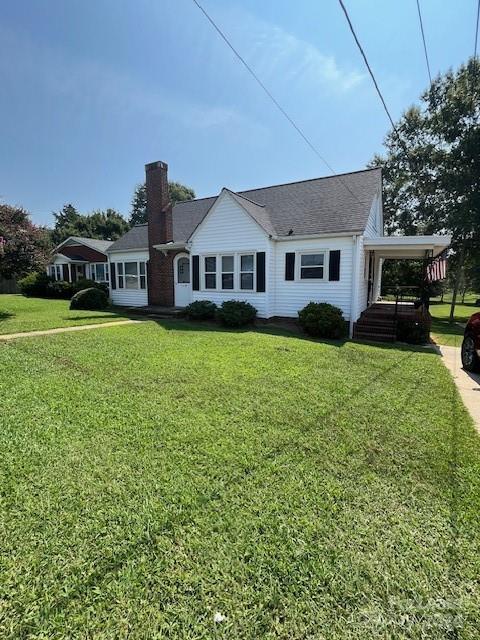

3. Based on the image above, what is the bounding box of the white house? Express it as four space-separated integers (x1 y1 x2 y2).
104 161 450 337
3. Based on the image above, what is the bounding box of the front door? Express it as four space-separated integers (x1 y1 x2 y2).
174 254 191 307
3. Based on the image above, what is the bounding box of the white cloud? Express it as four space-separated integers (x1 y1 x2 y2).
219 7 365 94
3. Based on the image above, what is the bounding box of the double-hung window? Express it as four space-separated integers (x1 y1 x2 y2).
240 254 254 290
221 256 234 290
204 256 217 289
91 263 109 282
116 261 146 289
300 252 325 279
54 265 62 281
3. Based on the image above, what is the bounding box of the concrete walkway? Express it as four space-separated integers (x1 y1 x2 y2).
0 319 141 341
440 345 480 431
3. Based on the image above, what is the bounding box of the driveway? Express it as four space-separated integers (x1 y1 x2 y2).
440 345 480 431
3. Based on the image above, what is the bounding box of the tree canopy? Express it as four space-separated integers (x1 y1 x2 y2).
129 181 196 226
0 204 51 280
52 205 130 245
372 58 480 317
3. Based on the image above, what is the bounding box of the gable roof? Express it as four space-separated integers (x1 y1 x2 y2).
108 168 382 251
54 236 113 254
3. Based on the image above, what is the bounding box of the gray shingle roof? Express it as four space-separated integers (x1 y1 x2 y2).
108 168 381 251
107 224 149 252
69 237 113 253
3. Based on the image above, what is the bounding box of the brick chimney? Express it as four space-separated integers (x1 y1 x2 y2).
146 160 174 306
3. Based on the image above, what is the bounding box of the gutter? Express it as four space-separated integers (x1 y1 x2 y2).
273 230 363 242
349 234 360 339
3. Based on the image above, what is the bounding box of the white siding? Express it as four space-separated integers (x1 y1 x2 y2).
273 237 355 320
190 192 272 317
109 250 149 307
356 192 384 318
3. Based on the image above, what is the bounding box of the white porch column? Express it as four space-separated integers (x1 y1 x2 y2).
68 264 72 283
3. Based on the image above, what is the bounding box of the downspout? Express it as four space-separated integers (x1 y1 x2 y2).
349 234 360 338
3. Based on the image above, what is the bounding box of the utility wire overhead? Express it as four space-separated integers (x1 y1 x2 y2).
337 0 400 138
416 0 432 85
475 0 480 59
192 0 366 207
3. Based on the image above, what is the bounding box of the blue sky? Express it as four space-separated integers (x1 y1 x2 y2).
0 0 476 227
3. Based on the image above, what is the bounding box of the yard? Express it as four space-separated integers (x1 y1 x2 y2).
1 314 480 638
430 294 479 346
0 294 129 334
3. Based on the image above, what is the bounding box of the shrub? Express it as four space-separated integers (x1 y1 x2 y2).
18 271 52 297
298 302 347 339
73 278 109 295
216 300 257 327
46 280 74 299
70 287 109 311
396 318 430 344
184 300 217 320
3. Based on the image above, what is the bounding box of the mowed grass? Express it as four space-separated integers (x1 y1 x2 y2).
430 294 479 347
0 294 129 335
1 321 480 639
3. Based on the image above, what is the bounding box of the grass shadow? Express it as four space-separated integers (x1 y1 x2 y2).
140 316 438 355
0 310 15 323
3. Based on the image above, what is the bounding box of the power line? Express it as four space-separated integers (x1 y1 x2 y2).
475 0 480 59
337 0 400 138
192 0 366 207
416 0 432 85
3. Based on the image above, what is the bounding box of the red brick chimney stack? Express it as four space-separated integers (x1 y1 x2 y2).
146 160 174 306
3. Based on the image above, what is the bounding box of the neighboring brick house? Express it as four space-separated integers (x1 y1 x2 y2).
47 237 112 284
106 160 450 337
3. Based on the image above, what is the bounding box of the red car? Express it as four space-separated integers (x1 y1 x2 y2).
461 312 480 372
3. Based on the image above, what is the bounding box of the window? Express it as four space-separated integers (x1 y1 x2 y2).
240 254 254 290
139 261 146 289
91 263 109 282
300 253 325 279
117 263 124 288
221 255 234 290
177 257 189 284
204 256 216 289
125 262 138 289
116 261 146 290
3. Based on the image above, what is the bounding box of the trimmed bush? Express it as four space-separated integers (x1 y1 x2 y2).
73 278 109 295
70 287 109 311
298 302 347 339
46 280 74 299
216 300 257 327
184 300 217 320
18 272 52 297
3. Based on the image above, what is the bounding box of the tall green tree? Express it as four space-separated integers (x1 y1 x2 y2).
52 205 129 244
0 204 51 279
372 58 480 320
129 181 196 226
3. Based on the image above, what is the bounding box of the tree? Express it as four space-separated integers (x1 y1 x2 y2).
0 204 51 279
52 205 129 244
371 58 480 321
129 181 196 226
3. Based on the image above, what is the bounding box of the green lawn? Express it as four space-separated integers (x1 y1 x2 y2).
0 294 129 334
1 321 479 638
430 294 479 346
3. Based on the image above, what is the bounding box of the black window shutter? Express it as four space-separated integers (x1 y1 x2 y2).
285 252 295 280
192 255 200 291
256 252 266 292
329 250 341 281
110 262 116 289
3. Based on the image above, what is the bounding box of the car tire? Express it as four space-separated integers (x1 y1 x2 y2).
461 334 480 372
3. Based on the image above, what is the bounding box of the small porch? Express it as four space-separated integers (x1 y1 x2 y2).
48 256 89 283
354 235 451 343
